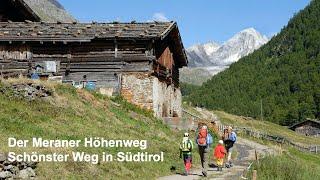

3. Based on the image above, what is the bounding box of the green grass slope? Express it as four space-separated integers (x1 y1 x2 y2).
0 79 183 179
249 148 320 180
187 0 320 126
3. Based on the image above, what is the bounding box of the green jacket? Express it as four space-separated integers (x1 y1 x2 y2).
179 139 194 156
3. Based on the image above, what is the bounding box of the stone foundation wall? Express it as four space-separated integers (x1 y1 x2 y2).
120 73 154 110
121 73 182 118
152 77 182 118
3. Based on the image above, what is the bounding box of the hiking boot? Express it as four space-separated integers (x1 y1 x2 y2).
183 170 188 176
202 171 207 177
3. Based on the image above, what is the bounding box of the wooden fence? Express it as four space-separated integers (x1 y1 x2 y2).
182 109 319 154
218 124 319 154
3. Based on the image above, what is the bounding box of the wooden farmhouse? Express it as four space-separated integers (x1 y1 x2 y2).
289 119 320 137
0 0 188 118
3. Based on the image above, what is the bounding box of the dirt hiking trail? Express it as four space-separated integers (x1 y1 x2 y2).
159 137 276 180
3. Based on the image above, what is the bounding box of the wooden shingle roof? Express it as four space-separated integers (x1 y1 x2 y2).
0 21 188 66
289 119 320 130
0 21 175 41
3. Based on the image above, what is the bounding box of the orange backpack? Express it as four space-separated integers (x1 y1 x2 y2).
197 127 208 146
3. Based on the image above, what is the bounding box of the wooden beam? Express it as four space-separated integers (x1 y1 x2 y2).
160 22 176 40
114 40 118 58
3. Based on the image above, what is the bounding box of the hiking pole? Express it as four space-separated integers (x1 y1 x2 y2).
240 162 254 179
255 149 258 160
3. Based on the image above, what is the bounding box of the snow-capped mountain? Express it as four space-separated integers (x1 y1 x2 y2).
186 28 269 75
187 42 220 67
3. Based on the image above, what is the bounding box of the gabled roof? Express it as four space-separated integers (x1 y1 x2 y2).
0 21 175 41
289 119 320 130
0 21 187 66
16 0 76 22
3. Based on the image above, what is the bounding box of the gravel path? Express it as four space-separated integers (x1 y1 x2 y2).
158 137 276 180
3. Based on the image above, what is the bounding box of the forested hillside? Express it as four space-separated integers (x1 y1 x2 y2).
187 0 320 126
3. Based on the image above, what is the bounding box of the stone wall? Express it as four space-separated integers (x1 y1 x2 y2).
120 73 182 118
120 73 154 111
0 153 37 179
152 77 182 118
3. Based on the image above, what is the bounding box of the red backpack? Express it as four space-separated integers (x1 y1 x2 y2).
197 127 208 146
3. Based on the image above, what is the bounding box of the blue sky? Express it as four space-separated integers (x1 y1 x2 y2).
59 0 310 47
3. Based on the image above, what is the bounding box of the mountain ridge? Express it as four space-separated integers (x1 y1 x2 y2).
186 27 268 70
181 28 268 85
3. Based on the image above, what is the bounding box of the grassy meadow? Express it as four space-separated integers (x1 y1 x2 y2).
0 79 193 179
249 148 320 180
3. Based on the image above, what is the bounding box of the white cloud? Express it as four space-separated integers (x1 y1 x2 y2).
152 12 169 22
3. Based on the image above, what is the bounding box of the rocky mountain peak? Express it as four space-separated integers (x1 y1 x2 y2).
186 28 269 71
182 28 269 85
227 27 269 47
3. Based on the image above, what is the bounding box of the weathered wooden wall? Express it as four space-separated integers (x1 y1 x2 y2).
154 42 180 87
158 47 173 70
0 45 31 78
30 41 155 92
0 45 32 60
0 41 155 92
295 124 320 136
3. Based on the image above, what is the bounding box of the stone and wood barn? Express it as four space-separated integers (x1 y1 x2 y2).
0 0 188 119
289 119 320 137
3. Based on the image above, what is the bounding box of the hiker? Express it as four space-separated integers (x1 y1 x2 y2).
223 126 237 167
214 140 226 171
196 125 213 177
179 132 194 176
210 120 221 138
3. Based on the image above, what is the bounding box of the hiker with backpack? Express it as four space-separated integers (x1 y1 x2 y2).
214 140 226 171
196 125 213 177
223 126 237 167
179 132 194 176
